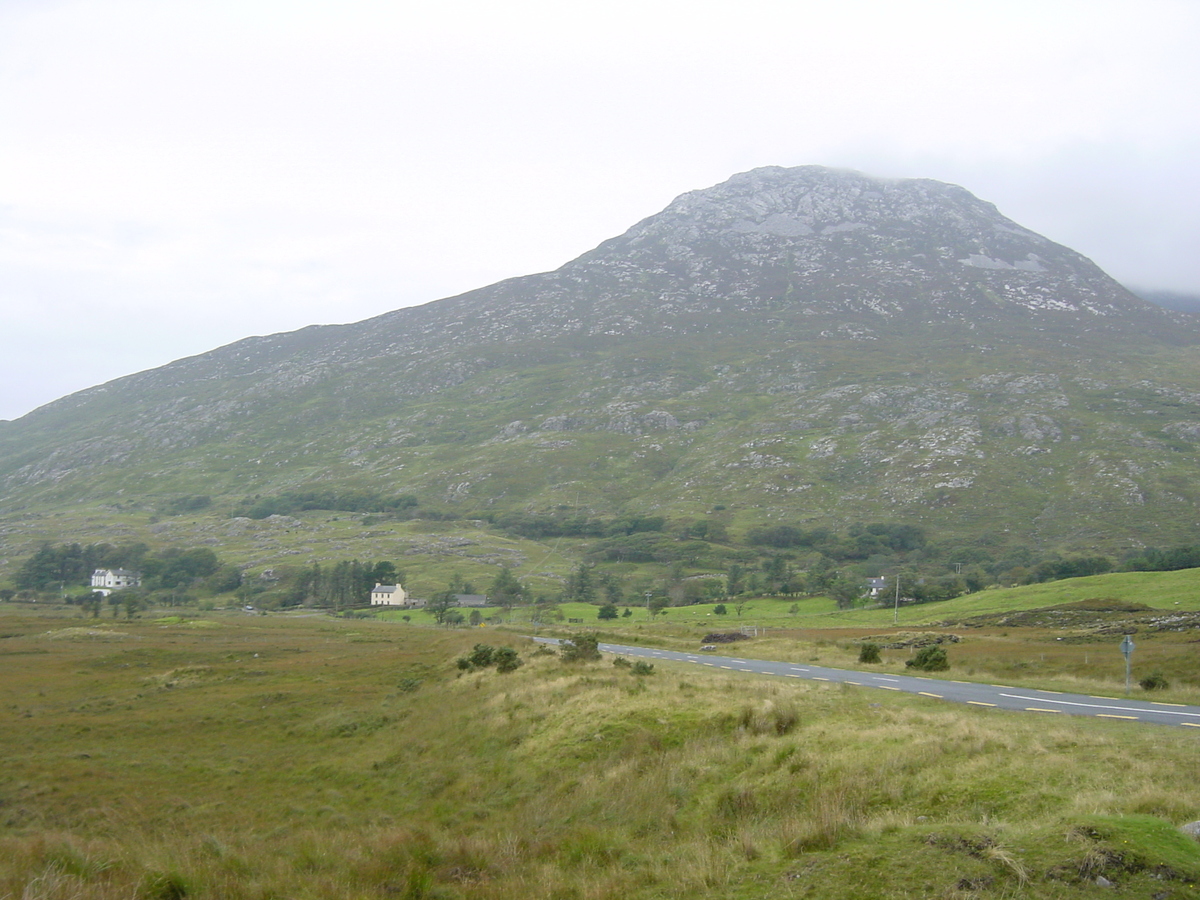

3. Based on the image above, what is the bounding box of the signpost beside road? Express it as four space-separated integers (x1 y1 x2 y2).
1120 634 1135 694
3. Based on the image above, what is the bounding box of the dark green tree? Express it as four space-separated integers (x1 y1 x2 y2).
805 556 837 596
828 576 863 610
597 571 623 605
208 564 244 594
427 591 459 625
762 555 790 594
725 564 744 597
80 591 104 618
488 565 525 608
371 561 399 585
122 591 145 619
564 563 596 604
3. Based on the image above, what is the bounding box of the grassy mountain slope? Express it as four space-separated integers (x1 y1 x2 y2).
2 166 1199 568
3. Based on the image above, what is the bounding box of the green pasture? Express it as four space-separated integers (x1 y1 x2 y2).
372 566 1200 631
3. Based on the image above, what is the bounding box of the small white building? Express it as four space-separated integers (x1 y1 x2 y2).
90 568 141 593
370 583 409 606
866 577 889 599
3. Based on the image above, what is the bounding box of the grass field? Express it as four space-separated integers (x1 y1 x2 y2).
3 605 1200 899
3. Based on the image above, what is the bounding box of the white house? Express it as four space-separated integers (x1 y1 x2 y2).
866 577 889 599
90 568 141 593
370 583 409 606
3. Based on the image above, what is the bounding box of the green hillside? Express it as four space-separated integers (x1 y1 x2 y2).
2 166 1200 594
3 325 1199 555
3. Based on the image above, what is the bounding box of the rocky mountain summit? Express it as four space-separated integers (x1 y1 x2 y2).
1 166 1198 556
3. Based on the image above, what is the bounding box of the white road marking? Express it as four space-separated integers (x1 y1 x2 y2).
1000 693 1200 719
586 640 1200 726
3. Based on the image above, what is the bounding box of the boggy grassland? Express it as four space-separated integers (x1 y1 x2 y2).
3 609 1200 900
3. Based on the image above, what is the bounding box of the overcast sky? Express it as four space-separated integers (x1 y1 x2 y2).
2 0 1198 421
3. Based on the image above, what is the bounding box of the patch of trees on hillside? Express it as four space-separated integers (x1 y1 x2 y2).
255 560 400 610
747 522 928 557
1122 546 1200 572
234 490 419 519
492 512 667 540
13 542 239 594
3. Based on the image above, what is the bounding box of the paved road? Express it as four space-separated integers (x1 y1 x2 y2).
532 637 1200 729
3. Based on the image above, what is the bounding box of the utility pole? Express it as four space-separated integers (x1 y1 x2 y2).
893 574 901 625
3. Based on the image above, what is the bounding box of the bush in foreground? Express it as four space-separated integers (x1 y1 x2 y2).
456 644 522 673
906 645 949 672
1140 671 1169 691
560 634 601 662
857 642 881 664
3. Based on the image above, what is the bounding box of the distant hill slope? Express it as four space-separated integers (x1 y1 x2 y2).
1136 288 1200 315
2 166 1199 557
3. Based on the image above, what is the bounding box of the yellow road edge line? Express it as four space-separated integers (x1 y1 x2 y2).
813 677 830 682
968 701 996 707
918 691 942 698
879 686 900 691
1096 714 1139 720
1181 722 1200 728
1026 707 1061 713
1153 702 1186 707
